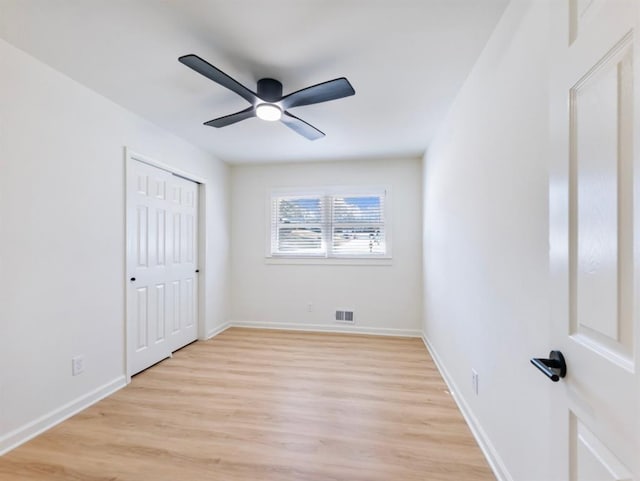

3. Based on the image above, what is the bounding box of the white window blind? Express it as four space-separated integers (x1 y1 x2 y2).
271 196 326 255
270 188 387 258
331 195 385 256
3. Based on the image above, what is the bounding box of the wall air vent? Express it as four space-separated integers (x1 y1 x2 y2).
335 310 354 323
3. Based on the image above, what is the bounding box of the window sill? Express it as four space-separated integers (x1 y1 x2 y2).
265 256 393 266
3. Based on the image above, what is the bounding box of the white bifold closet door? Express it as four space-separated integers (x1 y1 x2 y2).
126 159 199 376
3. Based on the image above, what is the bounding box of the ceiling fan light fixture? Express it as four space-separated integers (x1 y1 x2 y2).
179 54 355 139
256 103 282 122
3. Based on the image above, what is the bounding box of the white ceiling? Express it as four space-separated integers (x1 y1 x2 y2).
0 0 508 164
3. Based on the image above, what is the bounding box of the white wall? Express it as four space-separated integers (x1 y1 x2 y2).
230 158 422 335
0 39 230 452
422 2 552 480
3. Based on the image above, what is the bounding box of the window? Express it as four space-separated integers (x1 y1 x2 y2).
269 187 388 259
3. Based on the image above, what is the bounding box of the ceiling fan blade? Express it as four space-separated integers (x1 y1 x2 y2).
204 106 256 128
280 77 355 110
179 54 258 105
280 111 325 140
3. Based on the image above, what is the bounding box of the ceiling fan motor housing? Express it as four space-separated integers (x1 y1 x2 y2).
257 78 283 102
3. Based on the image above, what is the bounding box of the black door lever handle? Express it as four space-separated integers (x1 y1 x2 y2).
530 350 566 382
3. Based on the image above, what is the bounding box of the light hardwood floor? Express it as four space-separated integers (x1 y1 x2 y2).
0 328 495 481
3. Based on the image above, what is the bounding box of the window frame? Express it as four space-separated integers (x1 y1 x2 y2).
265 185 392 264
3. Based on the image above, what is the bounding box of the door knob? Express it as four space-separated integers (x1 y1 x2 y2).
530 350 566 382
130 277 136 282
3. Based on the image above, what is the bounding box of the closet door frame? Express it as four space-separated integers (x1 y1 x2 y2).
124 148 208 382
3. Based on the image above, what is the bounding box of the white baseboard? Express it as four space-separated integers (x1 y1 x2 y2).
0 376 126 456
421 335 513 481
229 320 421 337
205 321 232 340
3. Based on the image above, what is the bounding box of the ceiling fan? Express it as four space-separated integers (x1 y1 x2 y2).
178 54 355 140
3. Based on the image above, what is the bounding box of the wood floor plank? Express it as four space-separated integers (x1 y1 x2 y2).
0 328 495 481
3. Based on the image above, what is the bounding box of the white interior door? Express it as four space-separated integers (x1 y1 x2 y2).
549 1 639 480
126 159 199 376
166 174 199 353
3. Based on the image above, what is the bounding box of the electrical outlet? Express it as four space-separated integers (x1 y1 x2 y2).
307 302 313 312
72 355 85 376
471 369 479 395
